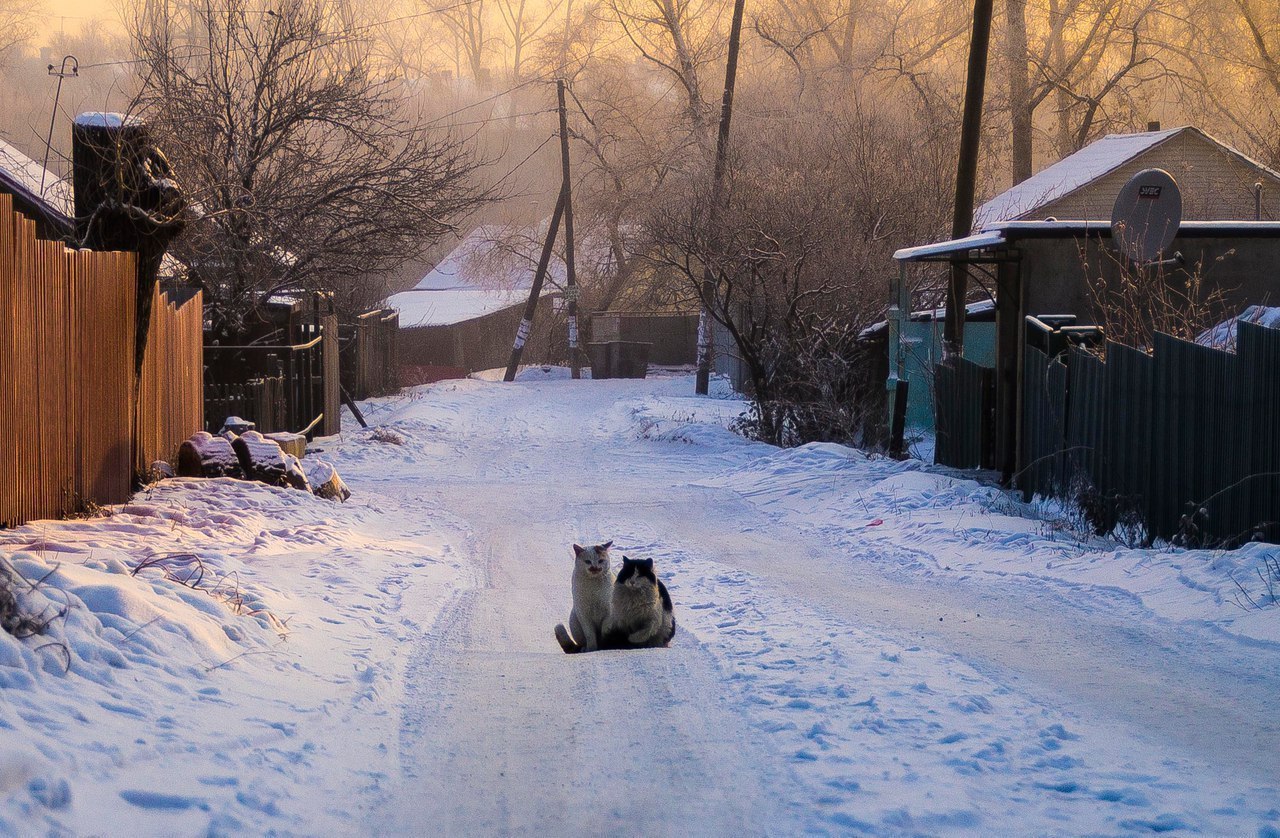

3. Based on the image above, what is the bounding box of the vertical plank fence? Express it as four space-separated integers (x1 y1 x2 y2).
345 308 399 400
137 285 205 474
0 194 203 527
935 357 996 470
1017 321 1280 546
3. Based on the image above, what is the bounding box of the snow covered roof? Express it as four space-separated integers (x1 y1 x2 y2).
390 288 537 328
0 137 74 218
975 127 1189 228
859 299 996 340
411 223 568 292
1196 305 1280 351
975 127 1191 228
893 231 1007 262
394 215 610 327
971 126 1280 230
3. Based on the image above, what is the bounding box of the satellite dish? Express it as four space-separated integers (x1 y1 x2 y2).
1111 168 1182 264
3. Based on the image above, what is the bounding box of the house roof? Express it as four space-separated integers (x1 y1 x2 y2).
893 231 1007 262
974 126 1280 230
0 138 75 236
393 215 615 328
390 288 537 328
411 223 570 292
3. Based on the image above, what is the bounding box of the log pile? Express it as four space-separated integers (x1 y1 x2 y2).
169 425 349 501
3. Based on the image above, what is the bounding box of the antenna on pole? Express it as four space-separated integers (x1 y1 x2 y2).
41 55 79 197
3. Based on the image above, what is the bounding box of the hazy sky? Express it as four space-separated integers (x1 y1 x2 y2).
42 0 124 38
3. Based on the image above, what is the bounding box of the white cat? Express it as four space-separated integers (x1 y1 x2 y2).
553 541 614 654
600 556 676 649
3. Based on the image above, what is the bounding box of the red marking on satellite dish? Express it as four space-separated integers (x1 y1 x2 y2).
1111 168 1182 264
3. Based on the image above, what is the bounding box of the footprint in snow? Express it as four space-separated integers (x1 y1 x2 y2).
120 790 209 811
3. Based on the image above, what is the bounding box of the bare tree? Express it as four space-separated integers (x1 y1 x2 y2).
129 0 492 342
0 0 39 66
494 0 566 80
645 93 953 444
1001 0 1173 184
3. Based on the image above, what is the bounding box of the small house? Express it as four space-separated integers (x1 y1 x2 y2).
391 224 565 383
890 125 1280 476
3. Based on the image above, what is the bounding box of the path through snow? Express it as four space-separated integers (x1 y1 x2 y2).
0 369 1276 836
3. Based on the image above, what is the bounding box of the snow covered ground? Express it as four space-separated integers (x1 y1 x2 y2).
0 369 1277 836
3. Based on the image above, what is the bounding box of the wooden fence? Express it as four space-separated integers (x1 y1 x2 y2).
204 314 340 438
137 286 205 474
343 308 399 400
0 195 204 527
205 376 287 435
1019 321 1280 546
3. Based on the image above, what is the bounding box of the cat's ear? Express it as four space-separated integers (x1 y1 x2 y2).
573 544 584 557
600 540 613 551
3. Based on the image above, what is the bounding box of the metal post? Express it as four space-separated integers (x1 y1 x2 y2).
944 0 994 359
695 0 747 395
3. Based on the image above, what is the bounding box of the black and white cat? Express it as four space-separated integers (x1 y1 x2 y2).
554 541 615 654
600 556 677 649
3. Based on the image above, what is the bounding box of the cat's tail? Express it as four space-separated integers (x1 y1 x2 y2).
554 623 584 654
660 617 677 647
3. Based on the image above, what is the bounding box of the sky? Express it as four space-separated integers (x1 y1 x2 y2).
39 0 123 38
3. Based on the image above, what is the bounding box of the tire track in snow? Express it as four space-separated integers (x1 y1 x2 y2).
379 506 800 836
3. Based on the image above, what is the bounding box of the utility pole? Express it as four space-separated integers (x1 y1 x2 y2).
557 79 581 379
695 0 747 395
944 0 994 360
503 192 566 382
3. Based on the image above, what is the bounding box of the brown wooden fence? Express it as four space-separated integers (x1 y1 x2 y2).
137 285 205 474
0 195 203 527
343 308 399 400
204 314 340 438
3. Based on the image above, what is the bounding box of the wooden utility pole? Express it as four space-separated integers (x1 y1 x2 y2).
695 0 747 395
503 192 567 382
557 79 581 379
944 0 994 359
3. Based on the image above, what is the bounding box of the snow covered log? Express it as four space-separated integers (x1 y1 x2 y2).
302 459 351 502
265 432 307 460
176 432 243 478
282 454 311 493
230 431 290 487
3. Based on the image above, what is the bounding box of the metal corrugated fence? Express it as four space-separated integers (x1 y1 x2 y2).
1018 322 1280 546
0 195 203 527
935 357 996 470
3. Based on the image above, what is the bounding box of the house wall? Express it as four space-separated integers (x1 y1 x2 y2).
1038 132 1280 222
399 296 565 382
1016 233 1280 325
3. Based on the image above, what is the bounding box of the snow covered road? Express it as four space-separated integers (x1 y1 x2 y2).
359 370 1280 835
1 369 1277 835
